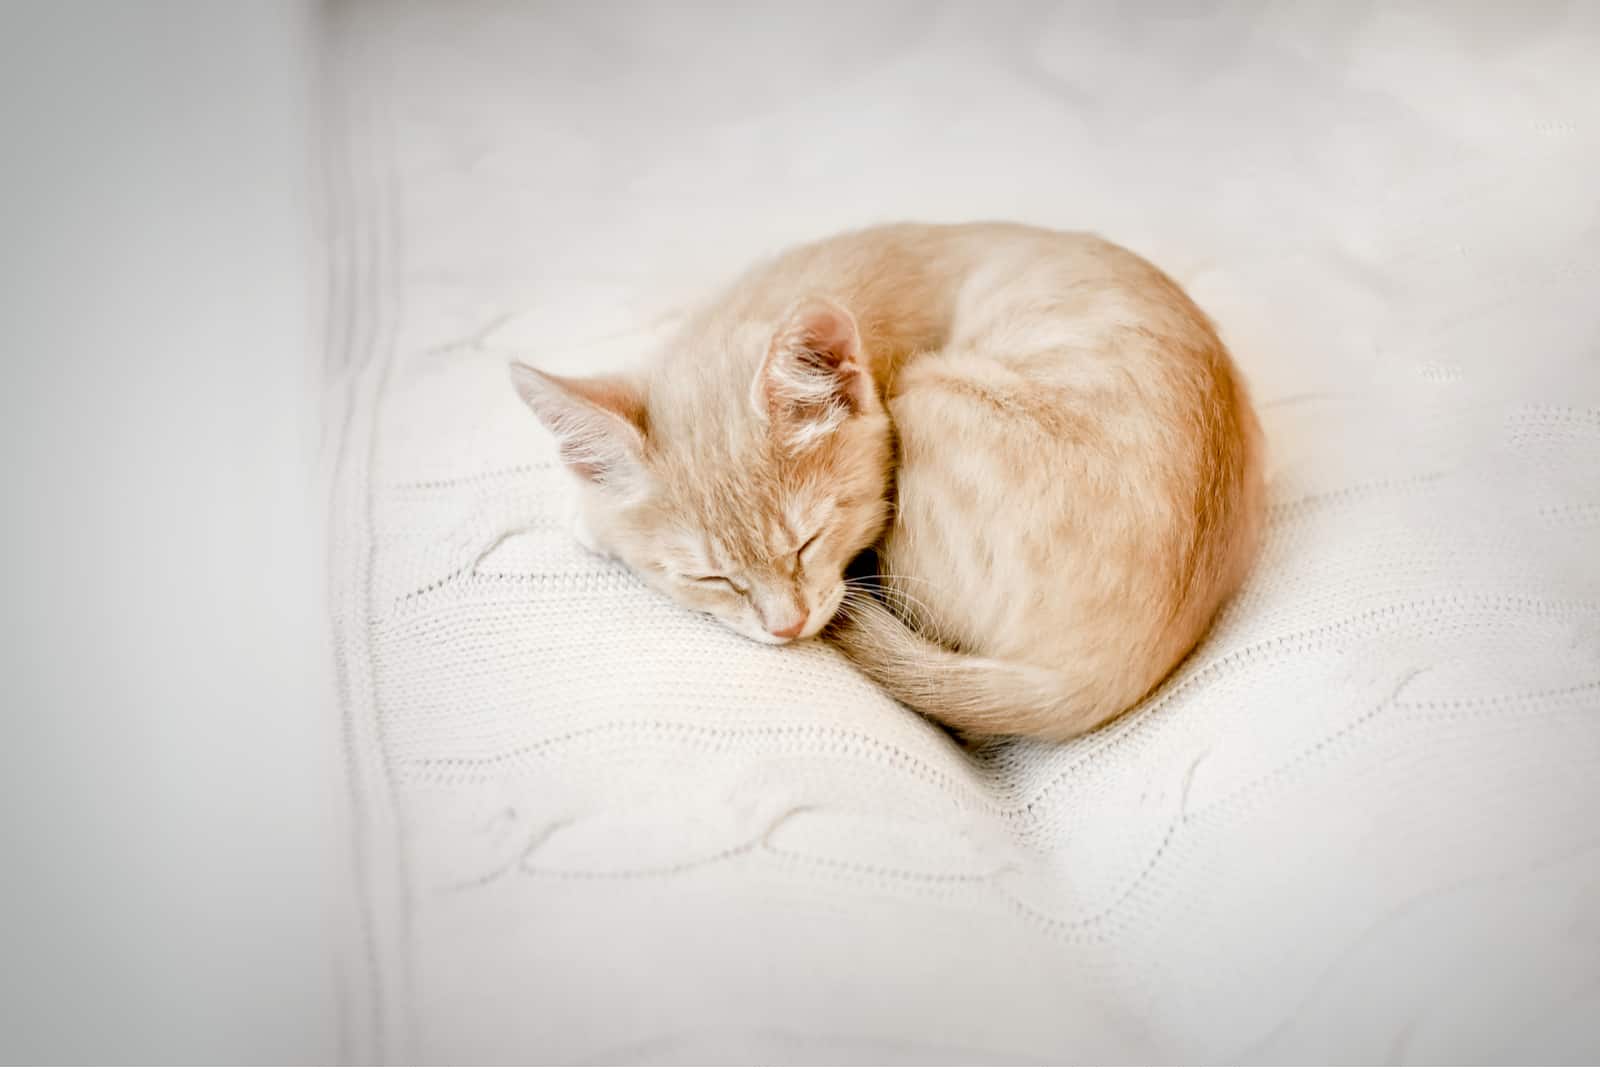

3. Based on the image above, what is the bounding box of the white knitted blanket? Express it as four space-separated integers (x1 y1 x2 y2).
324 3 1600 1061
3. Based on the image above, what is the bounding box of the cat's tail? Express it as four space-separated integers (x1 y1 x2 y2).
826 594 1126 742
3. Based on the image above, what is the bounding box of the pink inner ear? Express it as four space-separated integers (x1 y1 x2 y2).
510 363 649 485
757 298 869 444
782 298 860 369
536 372 645 435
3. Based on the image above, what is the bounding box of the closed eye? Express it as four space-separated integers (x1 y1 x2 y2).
796 530 823 564
691 574 746 595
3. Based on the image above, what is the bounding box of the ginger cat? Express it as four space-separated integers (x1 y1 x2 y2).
511 223 1264 740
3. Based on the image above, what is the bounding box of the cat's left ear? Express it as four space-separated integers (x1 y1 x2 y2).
752 297 875 447
509 363 649 489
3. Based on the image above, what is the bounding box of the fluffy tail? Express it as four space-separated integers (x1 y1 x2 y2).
826 594 1126 742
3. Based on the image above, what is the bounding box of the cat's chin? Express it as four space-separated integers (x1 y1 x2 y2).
742 628 797 646
723 618 806 646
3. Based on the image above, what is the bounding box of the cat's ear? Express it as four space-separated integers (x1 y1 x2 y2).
753 297 873 448
509 363 649 488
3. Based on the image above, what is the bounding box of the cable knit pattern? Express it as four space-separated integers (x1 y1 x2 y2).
325 3 1600 1061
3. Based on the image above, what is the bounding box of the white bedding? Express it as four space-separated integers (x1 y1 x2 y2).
324 3 1600 1061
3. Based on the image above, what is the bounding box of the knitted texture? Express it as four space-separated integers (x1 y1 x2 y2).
325 3 1600 1061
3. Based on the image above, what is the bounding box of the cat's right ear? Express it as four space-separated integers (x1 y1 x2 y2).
753 297 874 449
509 363 649 489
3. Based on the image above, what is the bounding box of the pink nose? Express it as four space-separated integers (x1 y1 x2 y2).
769 616 805 640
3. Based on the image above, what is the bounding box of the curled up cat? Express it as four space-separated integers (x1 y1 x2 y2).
510 222 1265 741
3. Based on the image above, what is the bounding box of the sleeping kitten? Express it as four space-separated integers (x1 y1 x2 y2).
511 222 1264 740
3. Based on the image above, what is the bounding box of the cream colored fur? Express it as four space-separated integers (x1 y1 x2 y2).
511 222 1264 740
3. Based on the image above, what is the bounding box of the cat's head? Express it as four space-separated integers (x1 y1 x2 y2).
510 297 892 644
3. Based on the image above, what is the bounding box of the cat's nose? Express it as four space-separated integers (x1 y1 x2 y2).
769 616 806 640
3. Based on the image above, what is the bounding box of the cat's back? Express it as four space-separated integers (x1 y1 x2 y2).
713 222 1169 376
750 220 1122 289
741 222 1202 342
